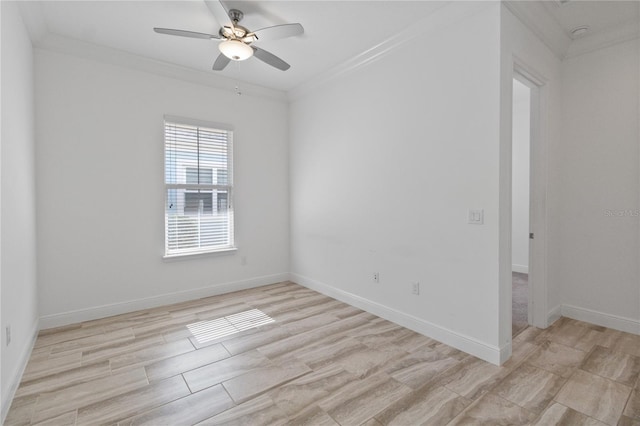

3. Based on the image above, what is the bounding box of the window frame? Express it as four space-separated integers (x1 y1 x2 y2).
163 116 236 258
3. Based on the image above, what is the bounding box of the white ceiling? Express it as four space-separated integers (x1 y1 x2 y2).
542 0 639 39
29 1 447 92
22 1 640 93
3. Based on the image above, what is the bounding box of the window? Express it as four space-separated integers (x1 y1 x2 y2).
164 117 234 256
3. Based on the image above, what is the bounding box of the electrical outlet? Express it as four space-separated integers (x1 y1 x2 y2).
468 209 484 225
6 326 11 346
411 282 420 295
373 272 380 283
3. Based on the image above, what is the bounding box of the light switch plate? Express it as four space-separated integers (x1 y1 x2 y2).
468 209 484 225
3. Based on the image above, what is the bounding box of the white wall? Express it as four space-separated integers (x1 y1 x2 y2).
1 1 39 417
512 79 530 273
290 3 503 363
35 49 290 325
559 38 640 330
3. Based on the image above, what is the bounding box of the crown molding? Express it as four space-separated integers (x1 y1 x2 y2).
34 33 288 103
16 0 286 101
503 0 571 59
16 1 48 45
565 19 640 59
288 1 495 102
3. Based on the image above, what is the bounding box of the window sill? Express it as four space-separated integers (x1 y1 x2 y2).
163 247 237 261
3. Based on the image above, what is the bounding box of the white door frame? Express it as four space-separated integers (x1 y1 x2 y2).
513 60 549 331
499 56 550 364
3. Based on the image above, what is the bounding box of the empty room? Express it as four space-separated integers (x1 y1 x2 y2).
1 0 639 424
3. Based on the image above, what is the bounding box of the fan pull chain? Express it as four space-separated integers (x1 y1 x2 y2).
235 61 242 96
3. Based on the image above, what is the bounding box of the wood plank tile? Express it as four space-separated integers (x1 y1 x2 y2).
322 302 364 320
117 384 233 426
221 359 311 402
75 375 190 425
375 384 469 426
183 350 271 393
493 363 566 414
81 334 165 364
195 394 289 426
526 340 587 378
289 300 346 320
438 357 509 400
268 365 357 417
580 346 640 386
21 352 83 382
391 330 438 353
79 310 169 330
531 402 607 426
256 312 373 359
5 283 636 426
130 314 199 339
318 373 412 425
610 333 640 358
501 341 538 370
4 395 38 426
109 338 195 373
288 405 338 426
31 411 77 426
145 343 230 382
542 319 592 348
555 369 632 425
623 387 640 421
285 335 367 370
333 343 408 379
49 327 135 356
617 415 640 426
384 347 460 389
35 325 105 349
16 361 111 398
220 326 292 356
31 368 149 423
448 393 534 425
195 303 259 321
280 313 338 335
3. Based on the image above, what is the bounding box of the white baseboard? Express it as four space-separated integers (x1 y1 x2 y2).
1 318 39 424
512 264 529 274
39 273 290 330
561 304 640 335
547 305 562 327
290 273 503 365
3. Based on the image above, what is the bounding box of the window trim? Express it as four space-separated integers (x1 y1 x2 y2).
163 115 236 258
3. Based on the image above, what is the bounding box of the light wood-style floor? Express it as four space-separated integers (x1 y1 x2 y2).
5 281 640 425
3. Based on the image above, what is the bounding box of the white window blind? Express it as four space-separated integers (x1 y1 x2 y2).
164 119 234 256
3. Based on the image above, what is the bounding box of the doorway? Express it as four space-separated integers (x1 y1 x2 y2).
511 78 531 337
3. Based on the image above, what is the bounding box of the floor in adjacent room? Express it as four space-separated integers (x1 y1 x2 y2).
5 282 640 425
512 272 529 337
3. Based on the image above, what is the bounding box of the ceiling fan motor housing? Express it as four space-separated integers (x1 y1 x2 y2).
228 9 244 23
154 1 304 71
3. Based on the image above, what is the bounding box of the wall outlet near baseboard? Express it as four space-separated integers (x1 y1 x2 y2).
373 272 380 283
411 282 420 295
468 209 484 225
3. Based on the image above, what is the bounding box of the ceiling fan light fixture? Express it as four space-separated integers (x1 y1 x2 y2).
219 40 253 61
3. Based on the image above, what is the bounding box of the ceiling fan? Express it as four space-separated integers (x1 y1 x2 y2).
154 0 303 71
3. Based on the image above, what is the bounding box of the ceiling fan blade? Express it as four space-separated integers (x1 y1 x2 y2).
154 28 220 40
252 23 304 41
252 46 290 71
212 53 231 71
204 0 231 28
